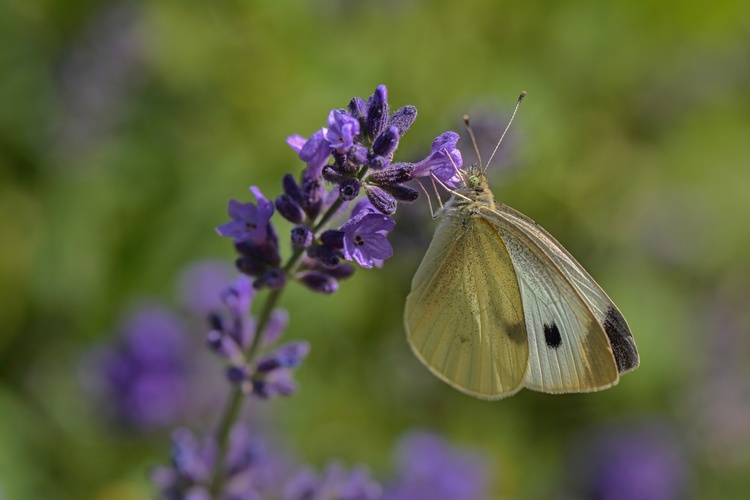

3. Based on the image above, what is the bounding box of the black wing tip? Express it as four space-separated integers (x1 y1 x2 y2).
603 306 639 373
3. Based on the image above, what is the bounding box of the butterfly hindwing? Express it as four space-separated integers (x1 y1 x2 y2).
405 212 528 399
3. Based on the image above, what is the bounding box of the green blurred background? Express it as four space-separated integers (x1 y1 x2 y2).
1 0 749 498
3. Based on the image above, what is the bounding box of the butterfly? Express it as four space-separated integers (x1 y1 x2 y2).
403 94 639 400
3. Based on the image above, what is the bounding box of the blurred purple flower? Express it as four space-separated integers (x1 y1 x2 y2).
152 425 292 499
216 187 275 245
85 303 190 430
340 200 395 269
567 421 690 500
243 341 310 399
207 277 255 357
177 260 236 316
688 289 750 466
206 276 304 398
263 309 290 347
208 276 290 361
411 131 463 187
284 463 382 500
383 431 489 500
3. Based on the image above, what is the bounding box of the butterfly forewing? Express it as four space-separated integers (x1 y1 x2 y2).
489 204 639 375
405 212 528 399
483 209 620 392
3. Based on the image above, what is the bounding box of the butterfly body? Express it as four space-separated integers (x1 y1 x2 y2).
404 166 639 400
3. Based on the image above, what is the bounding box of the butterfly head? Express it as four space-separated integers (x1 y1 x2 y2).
455 164 494 206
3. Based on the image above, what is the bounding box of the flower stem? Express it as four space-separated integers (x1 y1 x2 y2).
208 195 347 496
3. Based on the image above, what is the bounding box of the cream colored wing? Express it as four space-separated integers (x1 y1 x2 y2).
491 204 639 374
404 214 528 399
482 204 638 393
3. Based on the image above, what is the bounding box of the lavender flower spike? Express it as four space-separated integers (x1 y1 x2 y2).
216 186 275 244
411 131 463 187
340 204 396 269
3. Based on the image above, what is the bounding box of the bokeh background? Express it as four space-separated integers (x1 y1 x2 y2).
2 0 749 498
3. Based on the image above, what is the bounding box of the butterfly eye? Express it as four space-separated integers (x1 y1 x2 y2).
468 175 480 189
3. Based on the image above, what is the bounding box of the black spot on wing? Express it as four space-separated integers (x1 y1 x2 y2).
543 322 562 349
603 307 639 372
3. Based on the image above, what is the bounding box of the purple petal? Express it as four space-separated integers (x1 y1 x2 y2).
286 134 307 153
411 131 464 185
298 129 332 178
227 199 253 220
359 234 393 260
360 213 396 234
325 109 360 153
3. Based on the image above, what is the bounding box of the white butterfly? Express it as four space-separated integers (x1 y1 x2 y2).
404 98 639 400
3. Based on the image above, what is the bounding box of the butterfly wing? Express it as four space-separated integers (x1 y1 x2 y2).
404 212 528 399
484 204 639 393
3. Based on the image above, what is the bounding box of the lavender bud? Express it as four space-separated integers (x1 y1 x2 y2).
267 373 296 396
234 230 280 266
322 164 346 184
383 184 419 202
307 244 340 267
322 263 355 280
368 155 388 170
348 96 367 120
320 230 345 248
256 341 310 373
236 255 265 277
348 145 369 165
291 226 314 249
227 365 250 384
207 330 243 360
365 185 397 215
298 271 339 294
372 126 400 157
275 194 305 224
254 268 286 290
332 150 356 173
389 105 417 135
277 342 310 368
208 312 224 331
207 329 223 351
256 357 281 373
365 85 389 139
282 173 303 205
339 178 361 201
252 379 269 398
301 176 325 219
368 163 413 186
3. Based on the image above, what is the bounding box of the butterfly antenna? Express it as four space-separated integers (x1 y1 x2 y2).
441 147 463 179
415 178 440 218
428 176 445 211
484 91 526 173
430 171 472 203
463 114 482 169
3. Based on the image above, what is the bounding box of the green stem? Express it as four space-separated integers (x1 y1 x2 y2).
207 194 349 497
